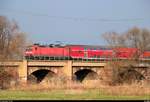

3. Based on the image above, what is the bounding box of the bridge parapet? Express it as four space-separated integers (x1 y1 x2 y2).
72 61 106 67
28 61 67 66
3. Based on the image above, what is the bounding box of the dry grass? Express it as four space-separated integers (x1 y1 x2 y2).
100 83 150 96
10 80 84 91
9 79 150 97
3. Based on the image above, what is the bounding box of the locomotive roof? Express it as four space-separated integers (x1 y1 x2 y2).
27 44 139 50
30 43 110 48
65 44 111 49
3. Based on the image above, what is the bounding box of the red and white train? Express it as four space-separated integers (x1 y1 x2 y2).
24 43 150 61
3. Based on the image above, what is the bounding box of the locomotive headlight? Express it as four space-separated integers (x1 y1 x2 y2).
25 51 33 54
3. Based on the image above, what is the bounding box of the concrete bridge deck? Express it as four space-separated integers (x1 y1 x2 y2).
27 60 106 67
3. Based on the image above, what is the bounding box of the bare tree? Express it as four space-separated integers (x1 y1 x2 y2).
126 27 150 59
0 16 27 60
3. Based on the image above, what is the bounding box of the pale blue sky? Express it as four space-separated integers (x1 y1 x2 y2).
0 0 150 45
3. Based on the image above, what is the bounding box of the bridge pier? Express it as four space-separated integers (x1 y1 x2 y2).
63 61 73 80
18 60 27 84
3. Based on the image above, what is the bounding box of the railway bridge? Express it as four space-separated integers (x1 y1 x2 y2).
0 60 150 84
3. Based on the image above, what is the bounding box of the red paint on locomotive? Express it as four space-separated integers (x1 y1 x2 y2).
25 45 69 57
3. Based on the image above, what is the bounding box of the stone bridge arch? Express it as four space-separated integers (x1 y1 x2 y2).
73 67 102 82
106 66 150 84
133 67 150 80
28 67 61 75
117 68 145 84
100 65 150 84
27 67 60 84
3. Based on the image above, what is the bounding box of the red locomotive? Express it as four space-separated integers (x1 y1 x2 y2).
24 43 150 60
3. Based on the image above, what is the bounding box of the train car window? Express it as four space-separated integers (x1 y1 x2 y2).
78 51 82 53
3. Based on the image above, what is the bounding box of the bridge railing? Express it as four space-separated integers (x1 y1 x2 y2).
25 56 111 63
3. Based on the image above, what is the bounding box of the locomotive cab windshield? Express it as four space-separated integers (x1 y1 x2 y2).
26 47 32 51
25 46 33 56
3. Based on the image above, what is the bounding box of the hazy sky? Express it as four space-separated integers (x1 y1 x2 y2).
0 0 150 45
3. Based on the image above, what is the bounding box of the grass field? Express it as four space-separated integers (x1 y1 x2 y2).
0 80 150 100
0 88 149 100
